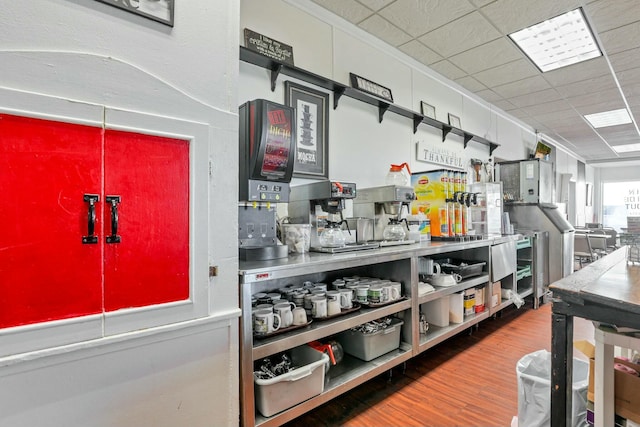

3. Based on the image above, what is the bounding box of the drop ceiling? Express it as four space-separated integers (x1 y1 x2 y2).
309 0 640 166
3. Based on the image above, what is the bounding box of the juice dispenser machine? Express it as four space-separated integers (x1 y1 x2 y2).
238 99 295 261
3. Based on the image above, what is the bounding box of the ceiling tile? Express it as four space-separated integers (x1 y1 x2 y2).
429 60 467 80
356 0 395 12
475 88 504 102
627 95 640 108
541 57 610 87
609 48 640 73
378 0 475 37
469 0 496 7
491 75 551 99
398 40 443 65
455 75 487 92
617 67 640 86
555 74 618 98
492 99 518 111
568 89 626 114
598 21 640 56
449 38 522 74
417 12 501 57
480 0 582 35
521 100 575 117
472 59 539 88
584 0 640 33
358 14 413 46
507 88 563 108
311 0 373 23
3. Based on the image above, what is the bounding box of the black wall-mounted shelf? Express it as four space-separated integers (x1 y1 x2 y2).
240 46 499 155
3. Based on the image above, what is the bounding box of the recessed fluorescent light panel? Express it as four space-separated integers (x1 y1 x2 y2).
508 8 602 72
584 108 632 128
612 143 640 153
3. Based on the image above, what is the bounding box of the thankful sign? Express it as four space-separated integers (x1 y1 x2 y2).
415 140 465 169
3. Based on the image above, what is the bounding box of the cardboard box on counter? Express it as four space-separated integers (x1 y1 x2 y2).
575 340 640 424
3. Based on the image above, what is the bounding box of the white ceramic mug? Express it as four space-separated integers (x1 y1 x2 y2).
367 284 384 304
339 289 353 309
327 298 341 316
311 296 327 318
253 308 281 335
292 307 308 325
355 285 370 303
325 290 340 301
273 301 295 328
382 283 400 302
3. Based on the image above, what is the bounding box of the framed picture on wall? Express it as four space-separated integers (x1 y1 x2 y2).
96 0 175 27
284 81 329 179
448 113 461 128
420 102 436 120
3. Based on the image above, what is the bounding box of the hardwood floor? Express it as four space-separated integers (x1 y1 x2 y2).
284 300 594 427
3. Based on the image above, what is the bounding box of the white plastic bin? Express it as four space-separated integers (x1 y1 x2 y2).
449 292 464 324
422 296 450 327
254 345 329 417
337 318 404 361
516 349 589 427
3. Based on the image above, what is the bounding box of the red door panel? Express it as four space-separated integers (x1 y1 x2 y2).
0 114 103 328
103 130 190 311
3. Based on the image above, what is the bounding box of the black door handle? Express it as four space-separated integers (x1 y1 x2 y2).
106 196 121 244
82 194 99 244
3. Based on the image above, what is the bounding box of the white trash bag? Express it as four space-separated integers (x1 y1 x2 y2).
516 349 589 427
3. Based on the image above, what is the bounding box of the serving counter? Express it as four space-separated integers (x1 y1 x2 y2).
549 247 640 426
239 236 521 427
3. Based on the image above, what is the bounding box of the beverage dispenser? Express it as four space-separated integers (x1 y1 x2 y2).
238 99 295 261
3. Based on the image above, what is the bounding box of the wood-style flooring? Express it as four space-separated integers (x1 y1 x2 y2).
283 300 594 427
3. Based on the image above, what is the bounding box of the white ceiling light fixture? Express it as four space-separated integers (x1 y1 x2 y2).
508 8 602 73
584 108 632 128
612 143 640 153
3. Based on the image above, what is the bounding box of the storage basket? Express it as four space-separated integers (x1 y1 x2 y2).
337 318 404 361
254 345 329 417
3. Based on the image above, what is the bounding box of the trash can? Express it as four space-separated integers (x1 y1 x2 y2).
516 349 589 427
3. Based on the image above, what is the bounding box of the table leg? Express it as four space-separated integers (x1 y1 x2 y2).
551 311 573 427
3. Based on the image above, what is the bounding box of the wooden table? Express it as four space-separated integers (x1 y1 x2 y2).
549 247 640 426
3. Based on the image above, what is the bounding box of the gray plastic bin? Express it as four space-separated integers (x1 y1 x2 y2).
337 318 404 361
516 349 589 427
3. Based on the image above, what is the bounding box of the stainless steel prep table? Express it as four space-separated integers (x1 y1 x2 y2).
549 247 640 426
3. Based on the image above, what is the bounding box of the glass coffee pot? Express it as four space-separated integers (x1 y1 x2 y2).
383 218 408 241
319 221 347 248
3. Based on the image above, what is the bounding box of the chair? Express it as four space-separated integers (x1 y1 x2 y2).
586 222 602 229
601 227 618 252
588 230 608 258
574 233 595 269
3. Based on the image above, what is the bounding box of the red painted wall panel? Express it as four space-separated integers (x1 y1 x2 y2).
0 114 103 328
103 130 190 311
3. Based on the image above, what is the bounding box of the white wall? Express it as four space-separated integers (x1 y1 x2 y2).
0 1 239 425
240 0 547 196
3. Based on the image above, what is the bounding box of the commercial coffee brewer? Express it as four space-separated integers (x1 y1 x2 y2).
238 99 295 261
353 185 417 246
288 181 379 253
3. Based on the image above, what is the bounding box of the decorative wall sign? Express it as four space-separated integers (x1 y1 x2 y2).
244 29 294 66
349 73 393 103
448 113 461 128
421 102 436 120
415 140 465 170
285 81 329 179
97 0 174 26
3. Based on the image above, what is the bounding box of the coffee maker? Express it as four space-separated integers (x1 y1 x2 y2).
288 181 378 253
238 99 295 261
352 185 416 246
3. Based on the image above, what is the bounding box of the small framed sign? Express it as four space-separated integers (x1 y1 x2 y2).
448 113 461 128
349 73 393 103
244 28 294 66
96 0 174 27
421 102 436 120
